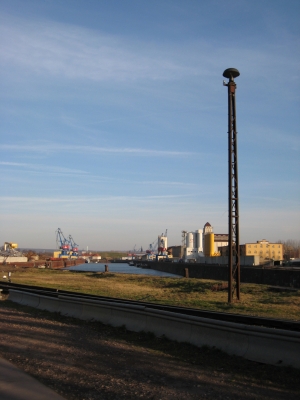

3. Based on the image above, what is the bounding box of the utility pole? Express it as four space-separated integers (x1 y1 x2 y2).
223 68 240 303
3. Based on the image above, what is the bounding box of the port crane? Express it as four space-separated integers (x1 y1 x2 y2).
68 235 79 257
146 238 158 254
56 228 70 257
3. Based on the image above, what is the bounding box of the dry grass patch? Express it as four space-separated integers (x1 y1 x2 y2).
2 268 300 321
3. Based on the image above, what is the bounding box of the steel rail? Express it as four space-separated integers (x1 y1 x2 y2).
5 286 300 369
1 282 299 332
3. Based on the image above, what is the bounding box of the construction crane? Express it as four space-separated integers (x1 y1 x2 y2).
56 228 70 257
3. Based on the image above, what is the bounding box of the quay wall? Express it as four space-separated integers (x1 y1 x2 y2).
144 262 300 288
1 258 85 269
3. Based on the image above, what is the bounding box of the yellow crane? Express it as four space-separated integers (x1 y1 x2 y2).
4 242 18 251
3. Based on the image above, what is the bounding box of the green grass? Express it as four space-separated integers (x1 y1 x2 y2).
2 268 300 321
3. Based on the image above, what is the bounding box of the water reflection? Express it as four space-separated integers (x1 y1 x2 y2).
65 262 181 278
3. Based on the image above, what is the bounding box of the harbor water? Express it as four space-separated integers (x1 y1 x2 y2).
65 262 182 278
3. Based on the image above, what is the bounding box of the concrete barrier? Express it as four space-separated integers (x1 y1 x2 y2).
20 292 40 308
78 299 113 324
244 325 300 366
59 296 147 331
38 295 60 313
189 317 249 356
110 303 146 331
8 290 25 305
57 297 83 319
145 309 192 342
8 291 300 369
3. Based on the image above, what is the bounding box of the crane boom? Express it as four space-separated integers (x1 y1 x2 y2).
56 228 70 256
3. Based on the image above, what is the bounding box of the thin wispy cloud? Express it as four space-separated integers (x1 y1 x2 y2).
0 143 194 157
0 15 198 82
2 16 298 96
243 125 300 151
0 161 87 174
2 13 296 87
241 194 300 206
138 180 199 187
0 194 193 207
0 2 299 248
88 176 199 187
0 162 201 191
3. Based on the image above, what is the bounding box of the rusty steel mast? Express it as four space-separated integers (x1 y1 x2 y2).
223 68 240 303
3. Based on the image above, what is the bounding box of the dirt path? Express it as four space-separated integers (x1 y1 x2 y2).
0 300 299 400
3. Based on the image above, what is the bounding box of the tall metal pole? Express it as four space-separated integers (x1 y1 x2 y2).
223 68 240 303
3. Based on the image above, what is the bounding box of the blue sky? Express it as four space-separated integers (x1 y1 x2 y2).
1 0 299 251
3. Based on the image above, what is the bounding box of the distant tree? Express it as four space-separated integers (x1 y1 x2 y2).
277 240 300 260
24 250 37 260
37 251 52 260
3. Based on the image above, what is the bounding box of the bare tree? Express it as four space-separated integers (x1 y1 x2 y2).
277 240 300 260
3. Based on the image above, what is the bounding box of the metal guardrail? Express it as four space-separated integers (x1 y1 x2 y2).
6 288 300 369
2 281 300 331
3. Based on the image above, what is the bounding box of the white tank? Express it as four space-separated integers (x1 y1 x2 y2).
186 232 194 248
196 229 203 251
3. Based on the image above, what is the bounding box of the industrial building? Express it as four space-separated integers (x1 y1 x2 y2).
0 242 27 263
181 222 228 261
183 229 203 260
219 239 283 265
132 226 283 267
241 240 283 264
203 222 228 257
138 231 171 261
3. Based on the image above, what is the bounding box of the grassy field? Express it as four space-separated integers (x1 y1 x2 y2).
2 267 300 321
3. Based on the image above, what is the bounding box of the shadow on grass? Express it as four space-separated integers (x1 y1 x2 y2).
266 287 300 296
161 280 213 293
67 271 117 279
88 272 117 279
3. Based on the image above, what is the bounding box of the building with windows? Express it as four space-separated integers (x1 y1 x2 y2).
240 239 283 264
220 239 283 264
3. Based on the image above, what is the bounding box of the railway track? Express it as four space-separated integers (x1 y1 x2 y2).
1 281 299 332
2 281 300 368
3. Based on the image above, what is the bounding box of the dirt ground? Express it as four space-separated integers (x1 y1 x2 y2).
0 297 299 399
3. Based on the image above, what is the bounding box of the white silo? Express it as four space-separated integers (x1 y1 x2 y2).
186 232 194 248
196 229 203 252
184 229 204 260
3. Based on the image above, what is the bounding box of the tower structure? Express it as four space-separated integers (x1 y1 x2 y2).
158 232 168 255
223 68 241 303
